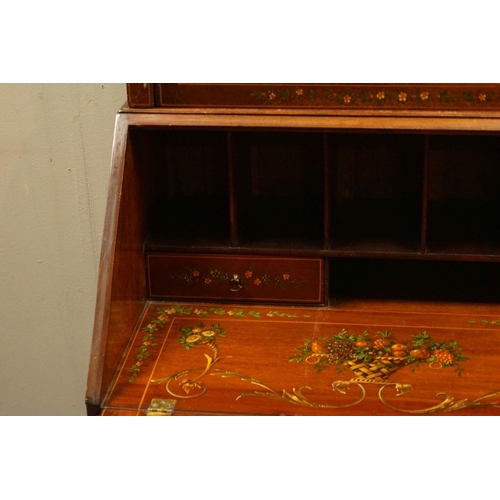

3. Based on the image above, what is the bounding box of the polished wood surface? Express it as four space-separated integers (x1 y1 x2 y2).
102 300 500 416
117 109 500 131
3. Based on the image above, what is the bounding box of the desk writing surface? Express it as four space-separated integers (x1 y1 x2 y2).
103 300 500 416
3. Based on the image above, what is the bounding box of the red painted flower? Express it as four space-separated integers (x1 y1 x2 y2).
283 273 290 280
254 278 262 286
244 270 253 278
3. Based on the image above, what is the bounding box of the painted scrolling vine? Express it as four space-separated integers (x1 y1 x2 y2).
129 306 500 414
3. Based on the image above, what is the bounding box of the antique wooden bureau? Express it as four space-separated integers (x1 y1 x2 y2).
86 84 500 416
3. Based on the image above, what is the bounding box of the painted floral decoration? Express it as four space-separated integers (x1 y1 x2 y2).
180 323 226 350
290 329 468 378
250 86 499 107
169 263 307 288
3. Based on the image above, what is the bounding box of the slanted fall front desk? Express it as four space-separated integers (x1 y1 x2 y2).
86 84 500 416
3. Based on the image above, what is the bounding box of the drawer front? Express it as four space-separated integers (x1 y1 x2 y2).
146 253 324 304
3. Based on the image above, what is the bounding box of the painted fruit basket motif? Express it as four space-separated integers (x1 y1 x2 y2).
290 330 467 383
116 304 500 414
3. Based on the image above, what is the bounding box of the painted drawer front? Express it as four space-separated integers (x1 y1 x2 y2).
146 253 324 304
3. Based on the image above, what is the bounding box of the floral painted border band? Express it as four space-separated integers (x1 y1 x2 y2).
168 263 308 289
155 84 500 110
250 85 500 108
129 305 310 381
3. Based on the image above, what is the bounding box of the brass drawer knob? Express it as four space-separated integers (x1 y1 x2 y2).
229 274 243 292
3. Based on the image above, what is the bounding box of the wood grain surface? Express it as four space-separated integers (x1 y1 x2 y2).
102 300 500 416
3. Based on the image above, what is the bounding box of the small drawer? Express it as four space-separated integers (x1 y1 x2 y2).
146 253 325 304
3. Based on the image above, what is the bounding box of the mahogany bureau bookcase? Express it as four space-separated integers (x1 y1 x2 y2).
86 84 500 416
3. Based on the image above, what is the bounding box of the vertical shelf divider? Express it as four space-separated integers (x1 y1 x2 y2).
421 134 430 254
322 131 331 304
323 132 330 250
227 131 239 247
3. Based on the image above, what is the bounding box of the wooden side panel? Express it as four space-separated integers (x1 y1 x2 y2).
86 115 152 410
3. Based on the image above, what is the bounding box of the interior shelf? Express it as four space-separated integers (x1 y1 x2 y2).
426 200 500 256
132 128 231 246
232 131 325 247
426 134 500 256
329 133 424 253
329 199 422 254
131 126 500 260
330 258 500 304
